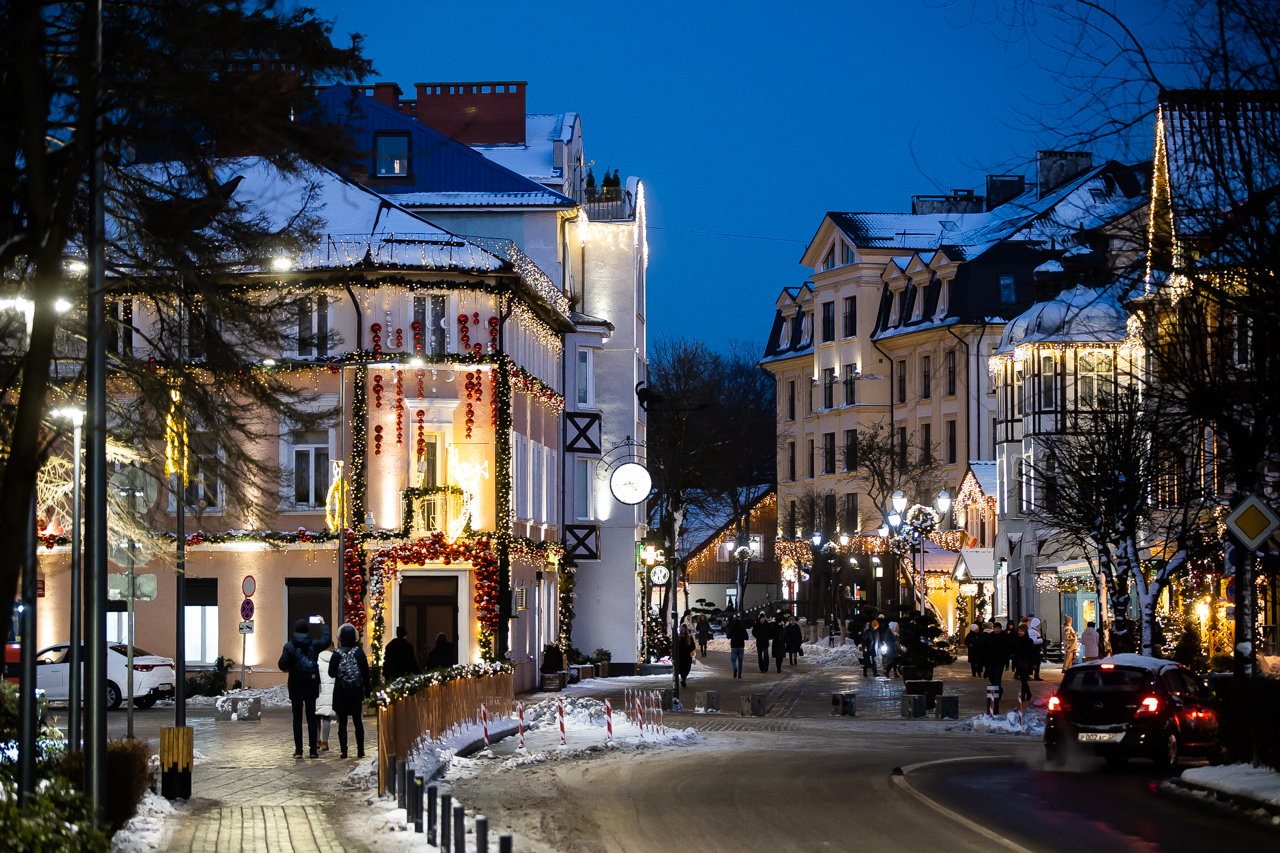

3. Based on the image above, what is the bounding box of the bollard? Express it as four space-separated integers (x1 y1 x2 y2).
454 804 465 853
427 785 438 845
499 836 513 853
636 693 644 739
936 695 960 721
404 769 415 826
476 815 489 853
558 698 566 746
605 698 614 743
160 726 193 800
518 701 526 750
386 753 397 798
440 794 452 851
482 702 490 749
414 776 424 833
986 685 999 717
397 759 407 811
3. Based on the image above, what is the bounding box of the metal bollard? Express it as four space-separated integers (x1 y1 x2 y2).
413 775 423 832
499 835 513 853
404 769 415 825
427 784 438 844
454 804 465 853
386 753 397 798
397 760 407 811
476 815 489 853
440 794 452 850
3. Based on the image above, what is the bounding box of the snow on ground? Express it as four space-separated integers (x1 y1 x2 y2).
798 642 863 667
110 790 188 853
1181 764 1280 809
185 684 292 708
951 711 1046 737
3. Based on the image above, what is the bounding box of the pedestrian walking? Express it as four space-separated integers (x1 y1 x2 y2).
1062 616 1078 670
964 623 983 676
771 618 787 673
1012 624 1035 702
1028 617 1044 679
676 625 695 687
785 616 803 665
316 646 336 752
860 619 880 677
1080 621 1100 662
882 622 902 678
382 625 421 682
695 615 712 658
982 622 1009 715
424 632 455 669
328 623 371 759
752 613 772 673
727 617 748 678
278 616 331 758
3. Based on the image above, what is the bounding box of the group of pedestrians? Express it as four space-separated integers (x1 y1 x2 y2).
721 613 803 678
278 616 372 759
857 617 902 677
962 615 1048 713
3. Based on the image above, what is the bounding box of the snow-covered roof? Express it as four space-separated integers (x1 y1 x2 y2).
995 285 1130 354
472 114 573 185
391 191 571 208
1094 653 1181 673
224 159 504 272
953 548 995 580
967 461 997 496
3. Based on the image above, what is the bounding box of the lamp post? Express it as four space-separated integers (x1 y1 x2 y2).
53 407 85 750
884 489 951 616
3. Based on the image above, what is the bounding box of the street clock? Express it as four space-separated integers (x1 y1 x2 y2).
609 462 652 505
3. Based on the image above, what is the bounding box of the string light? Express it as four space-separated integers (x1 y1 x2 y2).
164 386 188 485
325 459 345 532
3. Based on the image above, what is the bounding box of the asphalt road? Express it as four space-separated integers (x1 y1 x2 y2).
452 727 1275 853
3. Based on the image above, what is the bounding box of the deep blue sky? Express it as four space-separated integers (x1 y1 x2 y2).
307 0 1183 351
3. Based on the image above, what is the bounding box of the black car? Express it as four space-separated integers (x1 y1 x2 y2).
1044 653 1220 767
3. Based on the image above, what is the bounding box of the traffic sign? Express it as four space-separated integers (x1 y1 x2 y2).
240 598 255 620
1226 579 1236 604
238 620 254 635
1224 494 1279 551
242 575 256 598
108 573 158 602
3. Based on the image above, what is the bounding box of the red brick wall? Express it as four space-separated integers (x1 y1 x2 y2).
409 82 527 145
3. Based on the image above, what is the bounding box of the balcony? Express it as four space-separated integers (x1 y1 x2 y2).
582 186 635 221
403 487 465 539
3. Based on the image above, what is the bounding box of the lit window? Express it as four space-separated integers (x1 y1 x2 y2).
375 135 410 177
292 430 331 507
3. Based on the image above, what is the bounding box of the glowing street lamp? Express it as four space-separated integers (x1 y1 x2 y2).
892 490 907 514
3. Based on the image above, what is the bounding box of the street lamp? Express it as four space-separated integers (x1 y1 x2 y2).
882 489 951 617
892 490 907 514
52 407 85 750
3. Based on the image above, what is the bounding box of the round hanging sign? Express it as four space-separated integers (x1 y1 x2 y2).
649 565 670 585
609 462 652 505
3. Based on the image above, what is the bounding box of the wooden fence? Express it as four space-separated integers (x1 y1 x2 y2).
376 671 513 794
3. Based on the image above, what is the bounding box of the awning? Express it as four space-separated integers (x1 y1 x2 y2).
953 548 995 581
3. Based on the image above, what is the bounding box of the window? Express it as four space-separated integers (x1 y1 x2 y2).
787 442 796 481
946 350 956 396
897 361 907 403
822 368 836 408
991 416 997 459
921 356 931 400
822 432 836 474
999 274 1016 303
843 296 856 338
185 435 219 509
576 348 594 407
823 247 836 271
821 302 835 342
1015 366 1024 415
375 134 410 176
184 579 219 665
897 291 907 324
789 501 798 538
413 295 447 355
1040 355 1056 409
296 296 329 357
897 427 907 469
1018 456 1030 513
946 420 957 465
823 494 838 537
921 423 932 465
532 442 544 523
291 429 331 507
843 429 857 471
843 364 856 405
987 345 998 393
787 381 796 421
843 242 855 265
807 439 815 479
1078 350 1113 407
1234 314 1252 365
107 299 133 356
415 434 439 487
574 459 593 519
844 493 858 533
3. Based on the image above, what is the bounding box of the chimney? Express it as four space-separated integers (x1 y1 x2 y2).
910 188 984 215
985 175 1026 211
371 82 404 109
413 82 527 145
1036 151 1092 198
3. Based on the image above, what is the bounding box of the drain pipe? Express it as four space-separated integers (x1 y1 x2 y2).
344 279 364 352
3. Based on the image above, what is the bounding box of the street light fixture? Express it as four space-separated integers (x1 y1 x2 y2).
839 533 849 547
892 490 907 514
887 510 901 528
936 489 951 515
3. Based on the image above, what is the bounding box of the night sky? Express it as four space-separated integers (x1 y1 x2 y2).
307 0 1185 351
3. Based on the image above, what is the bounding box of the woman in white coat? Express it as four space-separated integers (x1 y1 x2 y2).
316 647 337 752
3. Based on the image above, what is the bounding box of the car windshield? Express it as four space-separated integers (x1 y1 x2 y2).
1062 667 1147 691
110 645 157 658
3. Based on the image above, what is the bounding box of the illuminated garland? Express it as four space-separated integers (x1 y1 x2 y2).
773 536 889 564
399 486 464 539
928 530 972 551
350 366 367 526
509 538 565 563
509 300 564 354
373 661 513 708
508 364 565 412
558 566 576 652
175 527 335 546
684 492 777 577
342 528 366 630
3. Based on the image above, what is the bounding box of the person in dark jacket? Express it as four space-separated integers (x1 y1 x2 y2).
726 618 748 678
785 616 804 665
382 626 420 683
676 625 696 687
1012 624 1036 702
328 623 371 759
964 623 983 676
770 618 787 673
695 616 712 657
983 622 1010 714
882 622 902 678
278 617 331 757
860 619 880 677
751 614 773 673
424 632 455 670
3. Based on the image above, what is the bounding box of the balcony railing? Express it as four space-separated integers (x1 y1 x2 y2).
403 487 465 539
582 186 635 221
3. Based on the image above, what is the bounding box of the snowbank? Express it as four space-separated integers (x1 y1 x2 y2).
110 790 185 853
1181 765 1280 809
798 642 863 667
954 711 1045 737
186 684 291 709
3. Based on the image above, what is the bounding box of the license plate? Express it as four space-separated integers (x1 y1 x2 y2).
158 683 173 691
1078 732 1121 742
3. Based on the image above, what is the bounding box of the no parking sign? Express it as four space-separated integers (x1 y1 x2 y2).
240 598 255 620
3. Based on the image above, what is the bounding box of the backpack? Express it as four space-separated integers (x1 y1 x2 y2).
293 644 319 677
337 647 362 691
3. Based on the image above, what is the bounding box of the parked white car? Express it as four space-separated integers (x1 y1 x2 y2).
35 643 176 710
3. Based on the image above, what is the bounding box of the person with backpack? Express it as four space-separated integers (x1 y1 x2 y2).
278 616 331 758
328 622 371 759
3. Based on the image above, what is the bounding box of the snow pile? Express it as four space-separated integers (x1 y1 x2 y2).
798 642 864 667
186 684 291 708
147 750 212 771
1181 765 1280 809
705 638 732 652
110 790 184 853
959 711 1046 736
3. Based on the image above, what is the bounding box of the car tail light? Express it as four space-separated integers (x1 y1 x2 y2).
1135 696 1159 717
133 664 154 672
1100 663 1115 669
1047 695 1063 714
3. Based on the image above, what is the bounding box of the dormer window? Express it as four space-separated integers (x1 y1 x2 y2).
911 285 925 322
375 134 410 177
935 279 951 318
843 242 855 265
822 247 836 271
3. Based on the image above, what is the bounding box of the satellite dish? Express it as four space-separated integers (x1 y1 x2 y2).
109 466 158 514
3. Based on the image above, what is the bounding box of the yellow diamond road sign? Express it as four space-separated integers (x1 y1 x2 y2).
1224 495 1280 551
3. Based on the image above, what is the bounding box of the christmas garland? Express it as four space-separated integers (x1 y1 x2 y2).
558 565 576 652
373 660 512 709
509 537 565 563
508 364 565 412
342 528 366 630
350 366 367 527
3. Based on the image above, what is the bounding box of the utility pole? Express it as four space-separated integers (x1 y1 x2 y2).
175 284 186 728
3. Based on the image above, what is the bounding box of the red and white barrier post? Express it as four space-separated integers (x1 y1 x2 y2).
636 693 644 739
558 698 566 747
986 685 998 717
605 699 614 744
518 701 526 750
481 703 490 749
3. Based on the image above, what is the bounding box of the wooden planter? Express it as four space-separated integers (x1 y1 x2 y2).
540 672 565 691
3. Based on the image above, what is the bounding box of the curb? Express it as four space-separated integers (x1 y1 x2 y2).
421 721 521 781
1158 778 1280 831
